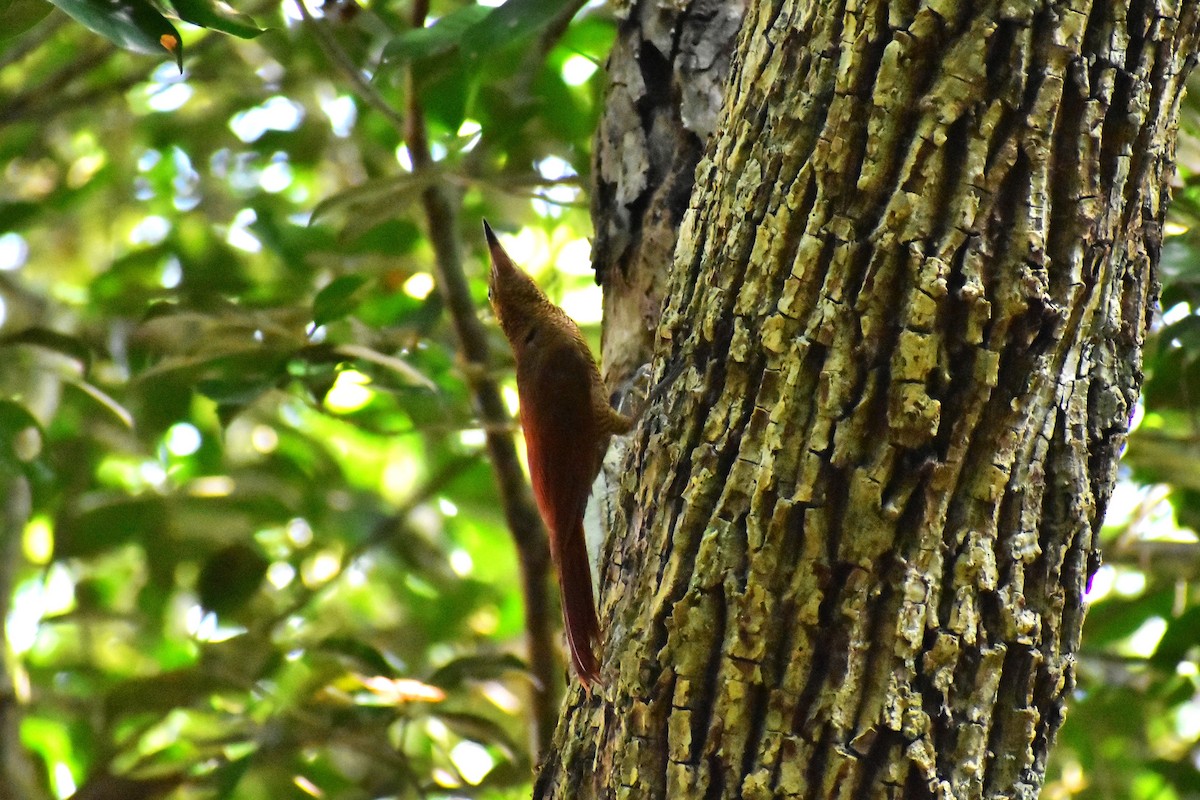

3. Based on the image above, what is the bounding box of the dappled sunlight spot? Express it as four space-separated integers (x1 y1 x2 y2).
23 516 53 565
129 215 171 246
450 740 495 785
267 561 296 590
1175 694 1200 740
561 284 604 325
468 607 498 635
260 154 294 193
449 548 472 577
252 424 279 453
1164 220 1190 236
456 118 482 152
357 675 445 704
302 550 342 586
66 153 106 189
0 232 29 271
1128 398 1144 433
1162 301 1192 326
1114 568 1147 597
562 54 599 86
138 148 162 171
287 518 314 548
226 208 262 253
293 775 322 797
53 762 77 799
458 428 487 447
480 680 520 714
189 476 235 497
229 96 305 144
185 605 245 643
554 235 593 275
395 144 413 171
403 272 435 299
165 422 202 456
532 155 580 218
438 497 459 518
148 82 194 113
1084 564 1114 603
501 384 519 416
1126 616 1167 658
325 369 374 413
161 255 182 288
319 92 357 138
9 566 74 655
382 455 419 503
99 454 167 492
432 768 459 789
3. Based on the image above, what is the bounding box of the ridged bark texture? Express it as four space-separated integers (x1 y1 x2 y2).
592 0 746 390
540 1 1200 799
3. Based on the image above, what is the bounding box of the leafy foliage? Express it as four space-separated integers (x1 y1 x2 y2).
0 1 609 798
3 1 1200 799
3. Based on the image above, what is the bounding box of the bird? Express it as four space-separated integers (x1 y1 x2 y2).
483 220 631 686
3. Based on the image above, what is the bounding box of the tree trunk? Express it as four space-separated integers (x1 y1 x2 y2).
540 1 1200 798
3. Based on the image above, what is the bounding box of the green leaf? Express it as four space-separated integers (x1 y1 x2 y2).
56 495 168 557
313 275 369 326
433 710 521 760
381 4 490 67
0 326 93 370
48 0 183 68
165 0 261 37
428 653 528 689
197 543 269 616
309 171 441 238
0 399 42 467
1150 604 1200 670
0 0 52 42
462 0 577 61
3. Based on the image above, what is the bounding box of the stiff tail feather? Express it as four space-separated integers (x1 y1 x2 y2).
555 519 602 686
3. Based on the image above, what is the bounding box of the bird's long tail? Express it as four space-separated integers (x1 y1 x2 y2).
555 519 602 686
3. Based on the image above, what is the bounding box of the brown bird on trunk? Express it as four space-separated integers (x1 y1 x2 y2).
484 221 631 686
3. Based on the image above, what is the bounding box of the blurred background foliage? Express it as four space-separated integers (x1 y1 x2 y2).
0 1 1198 799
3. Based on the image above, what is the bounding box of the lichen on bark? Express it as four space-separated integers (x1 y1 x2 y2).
540 1 1200 799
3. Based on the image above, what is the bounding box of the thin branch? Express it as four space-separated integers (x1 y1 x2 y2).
295 0 407 132
303 0 562 760
401 2 561 758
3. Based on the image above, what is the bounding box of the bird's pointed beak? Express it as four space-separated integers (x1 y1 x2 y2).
482 220 512 280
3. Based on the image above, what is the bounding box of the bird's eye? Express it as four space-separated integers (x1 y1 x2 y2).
524 326 537 344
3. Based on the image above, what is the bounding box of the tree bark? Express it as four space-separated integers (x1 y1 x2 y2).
543 1 1200 798
592 0 746 389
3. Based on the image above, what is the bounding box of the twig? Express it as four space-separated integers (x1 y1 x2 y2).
303 0 562 761
402 1 561 759
294 0 407 131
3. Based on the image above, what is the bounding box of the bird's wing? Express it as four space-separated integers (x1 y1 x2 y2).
517 341 603 684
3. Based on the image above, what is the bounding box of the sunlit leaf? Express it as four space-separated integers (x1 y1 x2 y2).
461 0 578 61
166 0 262 38
380 4 490 67
47 0 184 68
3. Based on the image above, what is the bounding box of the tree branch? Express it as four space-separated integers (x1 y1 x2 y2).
302 0 562 761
